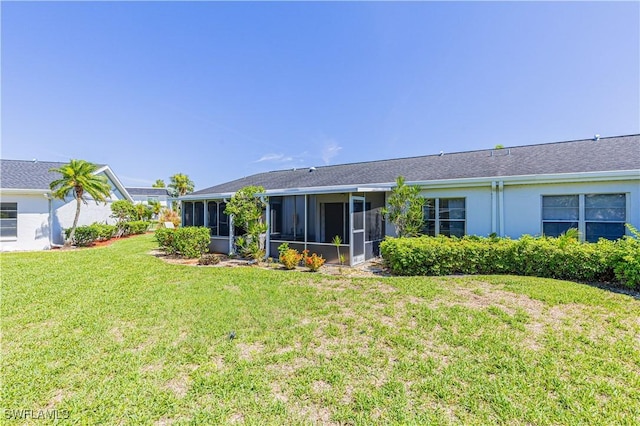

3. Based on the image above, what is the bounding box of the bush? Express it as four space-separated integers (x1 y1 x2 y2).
380 234 638 288
64 225 99 247
111 200 136 222
159 208 181 228
123 221 150 235
199 253 221 265
173 227 210 258
280 248 302 270
91 223 117 241
155 227 176 252
303 250 325 272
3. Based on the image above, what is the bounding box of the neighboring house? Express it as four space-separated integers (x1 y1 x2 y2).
126 187 172 210
0 159 132 251
180 134 640 265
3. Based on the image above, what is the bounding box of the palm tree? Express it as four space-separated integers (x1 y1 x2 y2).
49 159 113 246
152 179 166 188
168 173 195 197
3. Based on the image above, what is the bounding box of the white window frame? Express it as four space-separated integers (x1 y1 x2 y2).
0 202 18 240
423 197 466 237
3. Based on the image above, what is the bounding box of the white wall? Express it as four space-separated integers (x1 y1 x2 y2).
503 179 639 238
1 173 129 250
420 186 493 237
383 178 639 239
0 194 51 251
51 198 119 245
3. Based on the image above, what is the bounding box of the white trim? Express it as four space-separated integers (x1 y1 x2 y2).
0 188 51 195
179 170 638 202
94 166 134 202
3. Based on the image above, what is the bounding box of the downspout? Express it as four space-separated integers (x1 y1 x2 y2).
225 198 234 255
304 194 308 252
260 195 270 259
498 181 505 237
491 181 497 235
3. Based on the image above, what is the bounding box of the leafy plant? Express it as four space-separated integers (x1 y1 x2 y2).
159 208 180 228
123 221 150 235
332 235 343 265
91 223 117 241
134 203 153 221
155 228 176 253
64 225 100 247
168 173 195 197
380 233 638 288
225 186 268 260
152 179 166 188
302 250 325 272
279 248 302 270
172 227 210 258
381 176 425 238
148 199 162 216
49 159 113 246
111 200 137 222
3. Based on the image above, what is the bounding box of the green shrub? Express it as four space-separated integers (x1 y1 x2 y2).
123 221 150 235
155 228 176 252
173 227 210 258
91 223 117 241
380 234 637 288
64 225 99 247
611 234 640 288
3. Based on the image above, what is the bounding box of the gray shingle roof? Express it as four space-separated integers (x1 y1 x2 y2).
126 187 170 196
0 159 110 190
1 160 69 190
191 134 640 195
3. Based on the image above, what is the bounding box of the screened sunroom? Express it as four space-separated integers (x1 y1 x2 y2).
180 189 387 266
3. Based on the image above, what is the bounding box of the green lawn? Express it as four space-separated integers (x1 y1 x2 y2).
2 234 639 425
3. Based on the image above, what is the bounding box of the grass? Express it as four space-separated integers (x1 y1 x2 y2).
2 234 639 425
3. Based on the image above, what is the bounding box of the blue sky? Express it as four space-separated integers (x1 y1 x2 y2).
2 1 639 190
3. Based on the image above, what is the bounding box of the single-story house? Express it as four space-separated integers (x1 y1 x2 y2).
126 187 173 210
179 134 640 265
0 159 132 251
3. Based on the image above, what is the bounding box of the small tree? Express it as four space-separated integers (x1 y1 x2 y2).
224 186 268 259
111 200 136 236
49 159 112 246
168 173 195 197
381 176 425 238
152 179 166 188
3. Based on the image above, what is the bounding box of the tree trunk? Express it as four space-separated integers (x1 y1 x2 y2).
66 196 82 246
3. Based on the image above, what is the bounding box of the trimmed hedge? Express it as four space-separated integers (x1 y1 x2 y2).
380 234 640 288
64 223 117 246
64 226 100 247
123 220 150 235
155 227 176 253
155 226 209 258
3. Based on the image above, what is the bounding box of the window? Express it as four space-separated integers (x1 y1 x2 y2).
585 194 626 242
542 195 579 237
423 198 466 237
0 202 17 238
542 194 626 241
194 202 205 227
206 201 229 237
183 202 193 226
270 196 305 241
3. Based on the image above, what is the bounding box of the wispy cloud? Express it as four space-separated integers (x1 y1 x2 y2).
254 153 294 163
321 139 342 165
119 175 155 186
